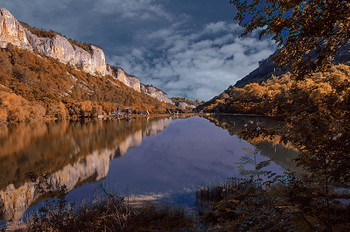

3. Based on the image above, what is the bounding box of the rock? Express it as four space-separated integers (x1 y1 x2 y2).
141 84 173 104
26 31 106 76
109 66 141 92
176 101 195 110
126 75 141 92
0 8 173 98
0 8 31 50
0 8 106 76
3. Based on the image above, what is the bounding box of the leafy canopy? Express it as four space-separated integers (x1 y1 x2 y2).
230 0 350 79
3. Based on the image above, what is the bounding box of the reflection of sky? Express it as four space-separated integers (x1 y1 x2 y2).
64 117 283 205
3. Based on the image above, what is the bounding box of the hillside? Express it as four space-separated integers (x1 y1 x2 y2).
0 46 174 122
199 64 350 119
199 43 350 113
0 8 174 123
234 43 350 88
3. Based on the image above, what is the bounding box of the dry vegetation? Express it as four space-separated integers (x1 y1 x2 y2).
0 46 173 123
26 194 194 232
199 64 350 231
201 64 350 119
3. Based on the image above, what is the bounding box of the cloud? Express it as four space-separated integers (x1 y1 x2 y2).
110 21 276 101
1 0 172 41
92 0 171 20
1 1 276 101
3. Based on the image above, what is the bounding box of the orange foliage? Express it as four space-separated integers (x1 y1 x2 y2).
0 91 46 122
0 46 174 122
203 64 350 118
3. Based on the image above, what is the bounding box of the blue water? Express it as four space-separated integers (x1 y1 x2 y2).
0 116 297 225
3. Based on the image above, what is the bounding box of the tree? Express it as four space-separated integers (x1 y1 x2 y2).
230 0 350 79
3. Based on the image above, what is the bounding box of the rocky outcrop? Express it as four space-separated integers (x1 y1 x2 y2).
0 8 174 100
141 84 173 104
26 32 106 76
0 8 106 76
108 66 141 92
0 8 31 50
176 101 195 110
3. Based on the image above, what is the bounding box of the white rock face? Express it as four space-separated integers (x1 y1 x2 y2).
109 66 141 92
26 31 106 76
0 8 106 76
175 101 196 110
0 8 172 98
0 8 31 50
141 84 174 104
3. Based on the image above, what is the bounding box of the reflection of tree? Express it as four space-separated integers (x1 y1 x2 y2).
0 118 170 190
201 113 350 230
237 108 350 230
203 115 299 172
0 118 171 221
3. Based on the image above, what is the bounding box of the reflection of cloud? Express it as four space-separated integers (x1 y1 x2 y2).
106 117 246 195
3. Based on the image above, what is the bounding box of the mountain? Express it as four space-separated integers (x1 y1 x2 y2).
198 43 350 112
234 44 350 88
1 8 106 76
0 8 174 122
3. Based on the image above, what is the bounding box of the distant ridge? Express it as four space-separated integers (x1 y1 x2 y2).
234 43 350 88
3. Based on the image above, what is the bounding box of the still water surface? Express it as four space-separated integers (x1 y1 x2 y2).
0 116 298 223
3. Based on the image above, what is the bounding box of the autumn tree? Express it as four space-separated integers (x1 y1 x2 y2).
230 0 350 78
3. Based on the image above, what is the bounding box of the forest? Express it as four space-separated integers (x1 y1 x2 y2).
0 46 173 123
198 63 350 231
201 64 350 119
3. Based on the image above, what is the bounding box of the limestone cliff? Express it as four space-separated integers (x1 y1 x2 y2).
176 101 196 110
0 8 31 50
0 8 173 103
108 66 141 92
141 84 173 104
0 8 106 76
26 32 106 76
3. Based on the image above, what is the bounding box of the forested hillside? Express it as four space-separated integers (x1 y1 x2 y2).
199 64 350 119
234 43 350 88
0 46 173 123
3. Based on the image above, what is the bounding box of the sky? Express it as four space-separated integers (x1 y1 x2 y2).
1 0 276 101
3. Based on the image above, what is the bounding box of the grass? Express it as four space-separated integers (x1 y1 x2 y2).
3 168 349 231
15 195 194 232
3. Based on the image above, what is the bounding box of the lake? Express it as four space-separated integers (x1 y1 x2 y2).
0 115 299 224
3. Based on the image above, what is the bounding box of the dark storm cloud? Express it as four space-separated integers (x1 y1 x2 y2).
1 0 276 100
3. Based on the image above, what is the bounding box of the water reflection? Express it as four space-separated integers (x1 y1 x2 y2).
0 118 171 221
203 115 299 172
0 116 299 223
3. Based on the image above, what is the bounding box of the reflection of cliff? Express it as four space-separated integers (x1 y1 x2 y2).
203 115 299 171
0 118 170 221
